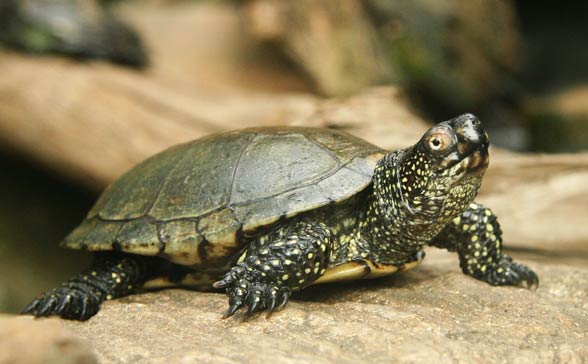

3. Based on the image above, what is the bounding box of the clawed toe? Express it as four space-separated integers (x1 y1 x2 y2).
216 266 291 319
516 265 539 290
22 287 100 321
23 293 59 318
491 259 539 290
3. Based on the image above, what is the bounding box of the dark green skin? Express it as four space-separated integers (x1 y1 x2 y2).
23 114 538 320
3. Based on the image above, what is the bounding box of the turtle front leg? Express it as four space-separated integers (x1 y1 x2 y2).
22 252 162 321
214 221 332 317
428 203 538 289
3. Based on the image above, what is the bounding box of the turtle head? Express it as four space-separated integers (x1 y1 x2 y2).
396 113 489 221
413 113 489 178
372 114 489 240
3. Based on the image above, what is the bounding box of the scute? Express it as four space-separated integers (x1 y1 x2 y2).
149 131 256 220
197 209 241 244
307 129 382 162
89 143 187 220
63 127 385 263
233 183 327 231
317 163 375 203
159 220 202 265
230 134 339 204
116 219 162 255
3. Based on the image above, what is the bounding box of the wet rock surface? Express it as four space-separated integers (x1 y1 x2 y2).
61 249 587 364
0 315 96 364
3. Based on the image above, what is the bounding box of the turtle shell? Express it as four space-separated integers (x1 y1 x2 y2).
63 127 385 267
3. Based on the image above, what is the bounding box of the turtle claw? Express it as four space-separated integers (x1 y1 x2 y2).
223 303 241 319
245 301 261 317
33 294 59 318
265 287 279 313
514 263 539 290
223 283 247 318
23 293 57 318
245 289 263 317
21 299 41 317
276 289 291 310
212 280 229 289
213 265 245 290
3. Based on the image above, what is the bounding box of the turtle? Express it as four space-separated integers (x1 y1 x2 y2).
23 113 538 321
0 0 148 67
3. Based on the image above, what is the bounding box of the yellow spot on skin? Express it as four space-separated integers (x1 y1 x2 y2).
462 224 470 231
486 224 494 232
298 279 305 284
115 278 121 284
106 294 113 300
284 259 292 265
485 209 492 216
305 268 311 274
471 235 478 242
307 253 314 259
282 274 289 281
91 271 97 276
453 216 461 225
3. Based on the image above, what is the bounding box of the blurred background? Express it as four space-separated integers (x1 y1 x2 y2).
1 0 587 314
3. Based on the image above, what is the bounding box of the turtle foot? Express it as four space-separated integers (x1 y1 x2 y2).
22 284 102 321
484 256 539 290
214 264 291 318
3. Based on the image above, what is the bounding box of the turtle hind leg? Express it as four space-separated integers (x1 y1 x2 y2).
214 220 332 318
22 252 163 321
429 203 539 289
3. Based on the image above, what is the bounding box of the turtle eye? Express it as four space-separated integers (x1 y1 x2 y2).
426 129 454 153
430 137 442 149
